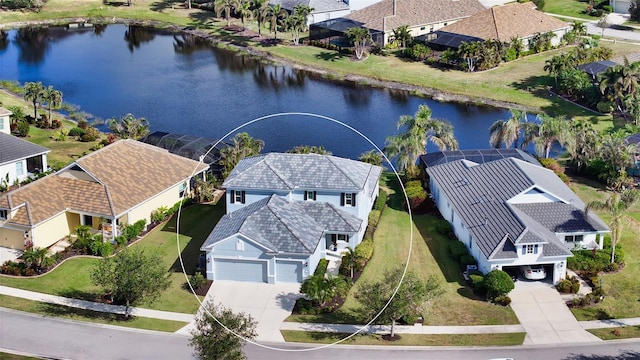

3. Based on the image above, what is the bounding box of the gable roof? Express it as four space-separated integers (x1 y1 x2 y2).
224 153 382 196
71 139 208 215
0 132 50 166
437 2 570 42
201 195 362 254
0 140 208 226
426 158 607 261
419 149 540 169
345 0 485 33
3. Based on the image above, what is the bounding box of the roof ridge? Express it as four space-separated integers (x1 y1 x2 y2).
264 154 295 190
326 202 361 232
326 156 362 190
490 6 500 39
267 197 316 253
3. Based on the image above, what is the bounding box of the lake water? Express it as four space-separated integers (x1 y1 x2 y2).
0 25 514 159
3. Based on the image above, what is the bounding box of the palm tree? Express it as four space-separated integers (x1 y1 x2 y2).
22 247 49 272
286 145 331 154
599 132 638 188
586 189 640 263
391 25 412 49
293 4 314 32
285 14 306 45
252 0 269 37
23 81 44 121
108 113 150 140
215 0 236 27
219 132 265 178
344 27 371 60
384 104 458 172
236 0 253 31
458 41 481 72
358 150 383 166
42 85 63 127
544 54 572 88
523 114 573 158
300 275 332 306
567 120 600 172
572 20 587 37
263 4 288 40
488 109 527 148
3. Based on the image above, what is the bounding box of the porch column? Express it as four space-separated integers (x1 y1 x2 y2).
598 234 604 250
42 155 48 173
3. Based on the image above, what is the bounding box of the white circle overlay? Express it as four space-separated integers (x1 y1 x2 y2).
175 112 414 352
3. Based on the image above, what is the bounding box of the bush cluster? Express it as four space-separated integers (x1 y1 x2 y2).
484 270 515 300
404 180 427 211
568 245 623 273
121 219 147 242
556 275 581 294
338 239 374 277
1 260 35 276
314 258 329 276
374 189 387 211
150 206 170 223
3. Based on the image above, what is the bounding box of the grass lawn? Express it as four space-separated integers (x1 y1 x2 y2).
287 173 519 326
569 176 640 320
0 351 40 360
0 294 187 332
587 326 640 340
281 330 525 346
0 203 223 315
540 0 595 20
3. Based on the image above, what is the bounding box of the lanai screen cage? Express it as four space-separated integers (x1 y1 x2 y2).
141 131 227 176
309 18 383 47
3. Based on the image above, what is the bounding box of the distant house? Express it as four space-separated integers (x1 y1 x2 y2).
201 153 382 283
426 157 609 284
337 0 486 46
419 148 540 170
430 2 570 49
0 107 50 187
0 140 208 251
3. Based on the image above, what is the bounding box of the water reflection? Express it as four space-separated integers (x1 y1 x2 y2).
0 31 8 52
343 86 371 107
124 25 155 52
13 27 51 64
93 24 107 36
173 33 210 54
252 65 306 91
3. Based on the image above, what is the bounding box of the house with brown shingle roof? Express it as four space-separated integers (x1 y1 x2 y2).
0 139 208 251
432 2 570 49
344 0 486 46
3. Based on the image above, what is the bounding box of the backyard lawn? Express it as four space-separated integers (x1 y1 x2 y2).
0 203 223 315
287 173 519 326
570 177 640 320
540 0 594 20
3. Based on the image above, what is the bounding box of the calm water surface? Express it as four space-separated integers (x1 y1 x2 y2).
0 25 512 159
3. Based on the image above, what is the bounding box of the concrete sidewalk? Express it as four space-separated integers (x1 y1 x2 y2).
280 322 525 335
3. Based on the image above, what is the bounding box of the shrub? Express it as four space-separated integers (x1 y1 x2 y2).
355 239 374 261
459 254 477 269
80 127 100 142
484 270 514 300
16 120 30 137
68 127 86 137
114 235 127 247
405 43 432 62
405 180 422 189
368 209 381 228
538 158 563 173
556 278 573 293
151 206 169 223
189 272 206 289
469 274 486 294
405 185 427 210
449 241 468 261
374 189 387 211
78 119 89 129
314 258 329 276
51 119 62 129
434 220 453 236
494 295 511 306
89 240 114 257
504 47 517 62
51 129 67 141
603 5 612 12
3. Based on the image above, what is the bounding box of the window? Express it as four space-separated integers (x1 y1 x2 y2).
337 234 348 242
15 162 24 177
0 117 4 130
522 244 539 255
304 191 316 201
230 190 245 204
526 245 534 254
0 209 7 220
565 235 584 243
179 182 187 197
83 215 93 227
235 240 244 251
341 193 356 207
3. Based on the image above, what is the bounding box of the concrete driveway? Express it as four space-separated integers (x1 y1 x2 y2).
0 247 22 263
510 280 601 344
197 281 301 343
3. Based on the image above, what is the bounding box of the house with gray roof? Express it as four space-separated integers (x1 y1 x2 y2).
201 152 382 283
426 157 609 284
0 107 50 188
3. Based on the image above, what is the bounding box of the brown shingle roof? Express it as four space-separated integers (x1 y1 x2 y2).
2 176 111 226
0 139 208 226
346 0 485 33
74 139 208 215
439 2 569 42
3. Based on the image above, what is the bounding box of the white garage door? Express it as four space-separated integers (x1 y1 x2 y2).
276 260 302 283
214 259 267 282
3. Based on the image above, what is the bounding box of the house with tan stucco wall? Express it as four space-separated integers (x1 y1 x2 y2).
0 139 208 250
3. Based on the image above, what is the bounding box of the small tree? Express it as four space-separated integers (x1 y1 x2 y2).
300 274 348 307
358 149 383 166
345 27 372 60
190 300 257 360
90 248 171 317
355 267 442 338
484 270 514 300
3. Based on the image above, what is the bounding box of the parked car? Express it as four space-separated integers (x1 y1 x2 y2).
521 265 546 280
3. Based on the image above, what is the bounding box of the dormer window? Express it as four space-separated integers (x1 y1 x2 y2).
522 244 539 255
230 190 245 204
304 191 317 201
341 193 356 207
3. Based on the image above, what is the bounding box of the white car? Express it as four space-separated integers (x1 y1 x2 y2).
521 265 546 280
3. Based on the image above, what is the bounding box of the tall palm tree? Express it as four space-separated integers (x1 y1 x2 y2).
219 132 265 178
215 0 236 27
586 189 640 263
384 104 458 172
285 14 306 45
293 4 314 32
23 81 44 121
42 85 63 127
544 54 572 88
263 4 288 40
108 113 150 140
391 25 412 49
488 109 527 148
358 150 383 166
252 0 269 37
599 132 638 187
235 0 253 31
572 20 587 37
523 114 573 158
344 27 371 60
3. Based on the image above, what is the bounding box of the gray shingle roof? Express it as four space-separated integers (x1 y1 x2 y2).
420 149 540 169
0 132 50 166
201 195 362 254
224 153 382 196
514 203 609 233
273 0 349 13
426 158 603 260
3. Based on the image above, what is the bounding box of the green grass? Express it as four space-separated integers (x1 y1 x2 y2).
287 173 519 326
569 176 640 321
0 294 187 332
587 326 640 340
0 203 223 314
281 330 525 346
0 352 40 360
540 0 595 20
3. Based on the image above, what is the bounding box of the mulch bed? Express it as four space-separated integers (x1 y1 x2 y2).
194 280 213 296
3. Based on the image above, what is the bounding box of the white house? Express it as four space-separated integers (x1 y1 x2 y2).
0 107 50 187
201 152 382 283
426 156 609 284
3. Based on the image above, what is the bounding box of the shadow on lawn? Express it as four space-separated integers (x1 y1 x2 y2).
562 351 640 360
150 0 182 12
314 51 348 62
38 302 129 321
58 288 101 303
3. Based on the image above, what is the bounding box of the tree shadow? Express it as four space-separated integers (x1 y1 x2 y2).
314 51 348 62
58 288 102 302
415 216 468 286
149 0 182 12
562 350 640 360
276 291 302 311
103 1 128 6
37 302 130 321
188 10 216 30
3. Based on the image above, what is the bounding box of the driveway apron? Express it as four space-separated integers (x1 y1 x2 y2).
509 280 601 344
